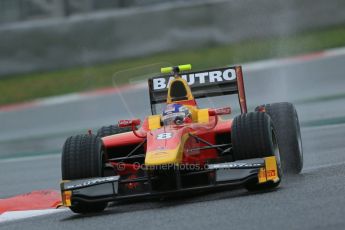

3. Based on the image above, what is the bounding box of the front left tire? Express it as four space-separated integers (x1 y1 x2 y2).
96 125 131 138
256 102 303 174
231 112 282 191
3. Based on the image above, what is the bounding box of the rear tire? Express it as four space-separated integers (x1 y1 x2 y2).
97 125 131 138
231 112 281 191
61 134 107 213
256 102 303 174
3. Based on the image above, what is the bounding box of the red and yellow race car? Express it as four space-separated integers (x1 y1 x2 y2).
60 64 303 214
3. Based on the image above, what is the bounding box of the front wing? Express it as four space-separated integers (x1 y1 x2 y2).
61 156 279 206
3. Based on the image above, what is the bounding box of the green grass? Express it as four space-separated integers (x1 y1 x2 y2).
1 25 345 106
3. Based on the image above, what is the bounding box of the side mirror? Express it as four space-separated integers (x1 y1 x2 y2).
208 107 231 116
118 119 141 128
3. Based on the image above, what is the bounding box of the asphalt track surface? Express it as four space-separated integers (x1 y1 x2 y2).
1 53 345 229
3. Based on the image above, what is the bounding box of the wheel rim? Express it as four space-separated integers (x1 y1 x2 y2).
100 149 106 177
296 114 303 160
272 130 282 179
295 109 303 171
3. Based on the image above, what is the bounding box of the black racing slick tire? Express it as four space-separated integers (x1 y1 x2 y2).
232 112 277 160
96 125 131 138
231 112 282 191
256 102 303 174
61 134 107 214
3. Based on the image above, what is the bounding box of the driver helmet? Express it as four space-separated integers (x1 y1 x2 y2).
162 104 192 125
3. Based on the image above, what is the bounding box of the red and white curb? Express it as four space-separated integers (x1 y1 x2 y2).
1 46 345 113
0 190 63 223
0 209 66 223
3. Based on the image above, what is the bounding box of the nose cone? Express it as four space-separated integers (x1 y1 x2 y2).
144 147 181 166
144 128 189 166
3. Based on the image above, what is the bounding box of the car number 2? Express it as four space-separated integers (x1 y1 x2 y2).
157 133 172 140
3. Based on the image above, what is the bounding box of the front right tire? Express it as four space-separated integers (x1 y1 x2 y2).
61 134 108 214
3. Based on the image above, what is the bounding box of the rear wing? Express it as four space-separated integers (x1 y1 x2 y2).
148 66 247 115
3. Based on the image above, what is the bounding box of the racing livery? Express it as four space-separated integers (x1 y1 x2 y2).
60 64 303 214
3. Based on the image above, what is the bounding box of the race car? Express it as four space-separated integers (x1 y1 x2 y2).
60 64 303 214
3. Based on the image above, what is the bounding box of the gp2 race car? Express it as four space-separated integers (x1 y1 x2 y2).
60 64 303 214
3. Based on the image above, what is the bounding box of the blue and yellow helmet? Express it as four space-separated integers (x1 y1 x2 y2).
162 104 191 125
